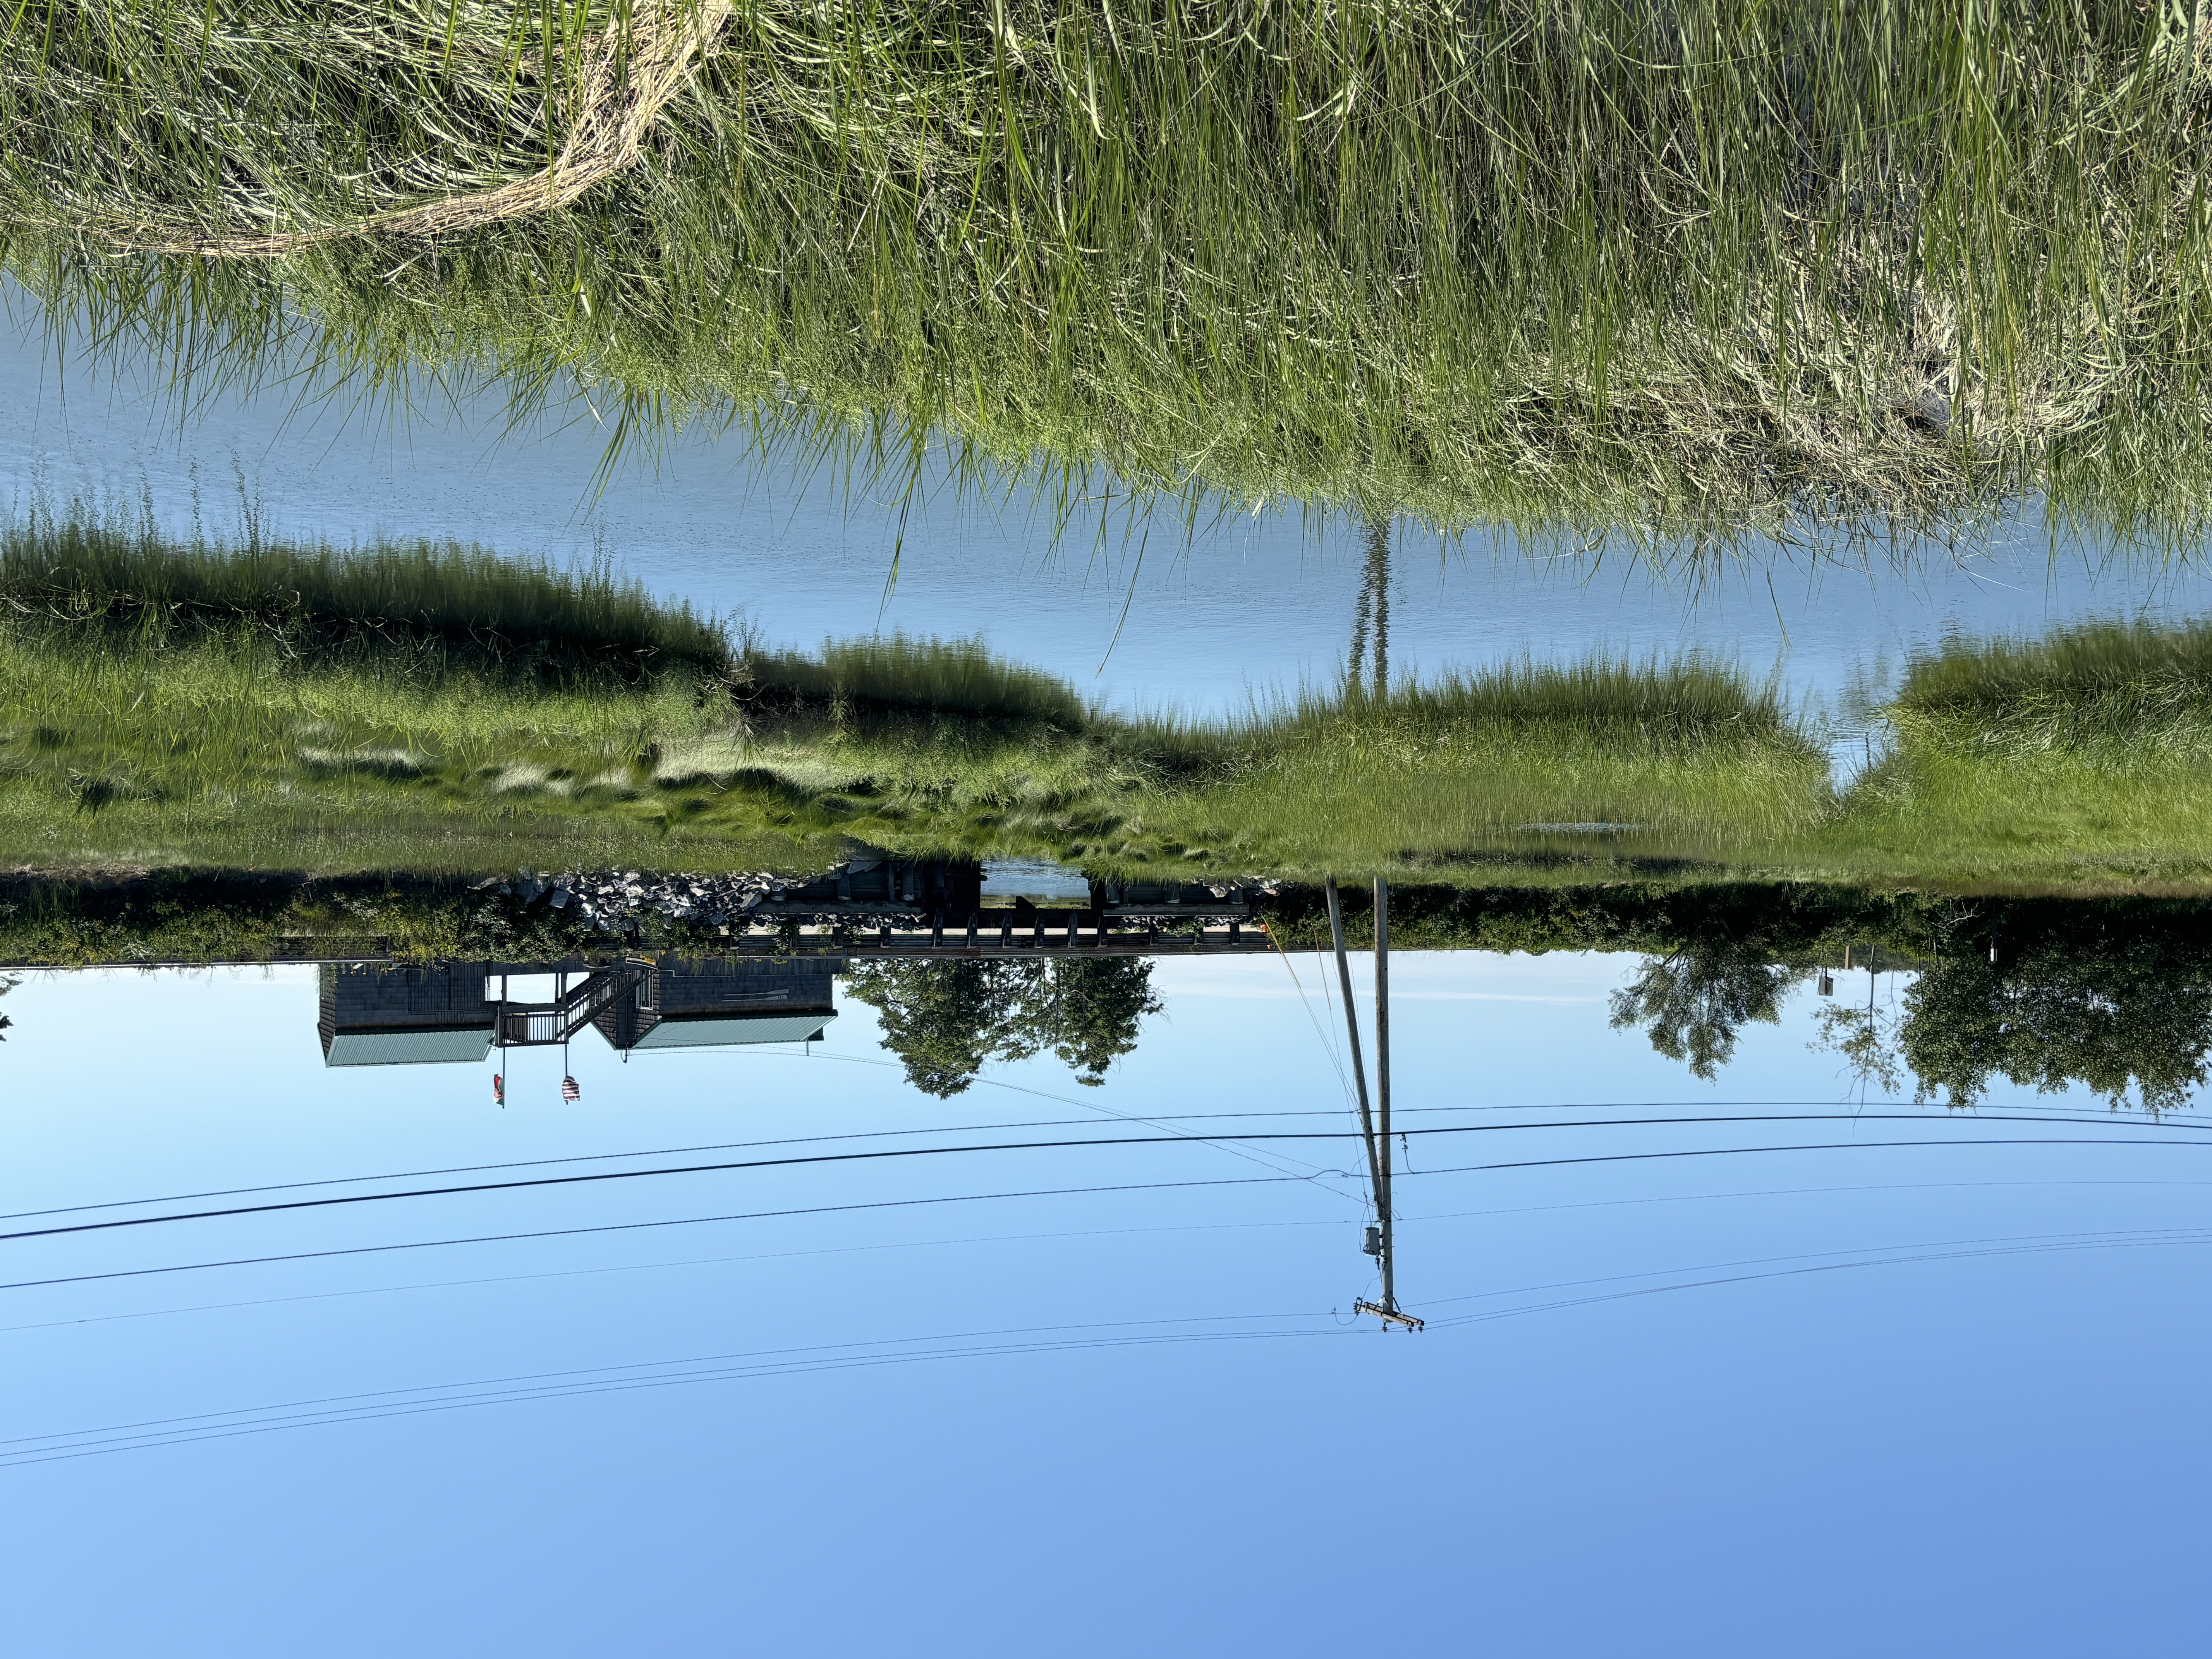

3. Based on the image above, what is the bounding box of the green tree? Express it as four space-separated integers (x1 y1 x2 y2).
843 957 1161 1097
1016 957 1165 1087
1609 941 1803 1080
843 959 1027 1098
1900 931 2212 1112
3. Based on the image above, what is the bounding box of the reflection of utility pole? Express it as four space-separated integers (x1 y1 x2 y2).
1348 874 1422 1332
1347 514 1391 699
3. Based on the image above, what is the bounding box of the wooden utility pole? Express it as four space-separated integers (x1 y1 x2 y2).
1335 874 1424 1333
1323 877 1382 1204
1374 875 1393 1314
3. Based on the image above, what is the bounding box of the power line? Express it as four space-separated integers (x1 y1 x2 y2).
0 1173 1310 1294
716 1043 1364 1191
0 1214 1357 1336
1415 1223 2212 1312
12 1114 2208 1248
15 1175 2212 1338
0 1109 1355 1226
0 1310 1330 1451
13 1127 2212 1297
0 1317 1353 1469
12 1096 2191 1227
1415 1135 2212 1181
0 1132 1360 1248
24 1215 2212 1468
1422 1228 2212 1331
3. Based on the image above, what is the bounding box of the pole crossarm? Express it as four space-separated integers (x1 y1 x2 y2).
1353 1299 1424 1332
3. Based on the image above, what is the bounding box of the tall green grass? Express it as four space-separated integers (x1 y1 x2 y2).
1 498 733 675
1812 619 2212 888
21 517 2212 886
7 2 2212 540
1258 658 1791 744
1894 621 2212 750
0 516 1822 873
747 634 1092 726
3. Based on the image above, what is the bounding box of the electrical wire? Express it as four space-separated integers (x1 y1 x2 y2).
719 1041 1361 1190
15 1175 2212 1339
1412 1135 2212 1182
0 1173 1310 1294
1415 1223 2212 1312
12 1096 2194 1227
0 1109 1355 1226
1420 1227 2212 1331
13 1126 2212 1298
0 1213 1358 1336
11 1113 2208 1248
23 1214 2212 1468
0 1314 1353 1469
1262 926 1360 1115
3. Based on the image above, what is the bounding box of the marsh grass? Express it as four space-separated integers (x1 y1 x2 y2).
1 499 732 677
747 634 1093 727
1806 620 2212 888
15 517 2212 886
9 2 2212 541
0 517 1822 872
1894 621 2212 751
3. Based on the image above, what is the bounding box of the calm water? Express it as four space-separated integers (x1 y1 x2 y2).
9 282 2212 1655
7 294 2212 727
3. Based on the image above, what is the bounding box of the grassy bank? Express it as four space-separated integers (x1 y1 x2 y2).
2 497 733 674
0 513 805 872
7 2 2212 539
1823 621 2212 887
0 519 1822 874
14 524 2212 887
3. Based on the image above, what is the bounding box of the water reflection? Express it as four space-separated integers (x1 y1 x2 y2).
1601 900 2212 1112
314 952 1164 1101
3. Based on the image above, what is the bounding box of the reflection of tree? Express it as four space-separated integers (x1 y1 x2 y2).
0 972 14 1042
1609 942 1803 1080
1901 933 2212 1112
843 957 1163 1097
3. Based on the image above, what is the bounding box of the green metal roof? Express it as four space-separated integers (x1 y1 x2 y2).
324 1027 494 1067
630 1010 836 1050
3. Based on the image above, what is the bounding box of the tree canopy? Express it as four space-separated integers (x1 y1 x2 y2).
842 957 1163 1097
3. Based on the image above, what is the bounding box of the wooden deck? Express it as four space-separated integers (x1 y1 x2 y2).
736 911 1271 958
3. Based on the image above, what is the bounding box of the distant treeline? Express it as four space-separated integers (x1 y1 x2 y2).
6 869 2211 1110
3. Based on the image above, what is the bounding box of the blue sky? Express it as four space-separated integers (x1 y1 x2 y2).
4 950 2208 1656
